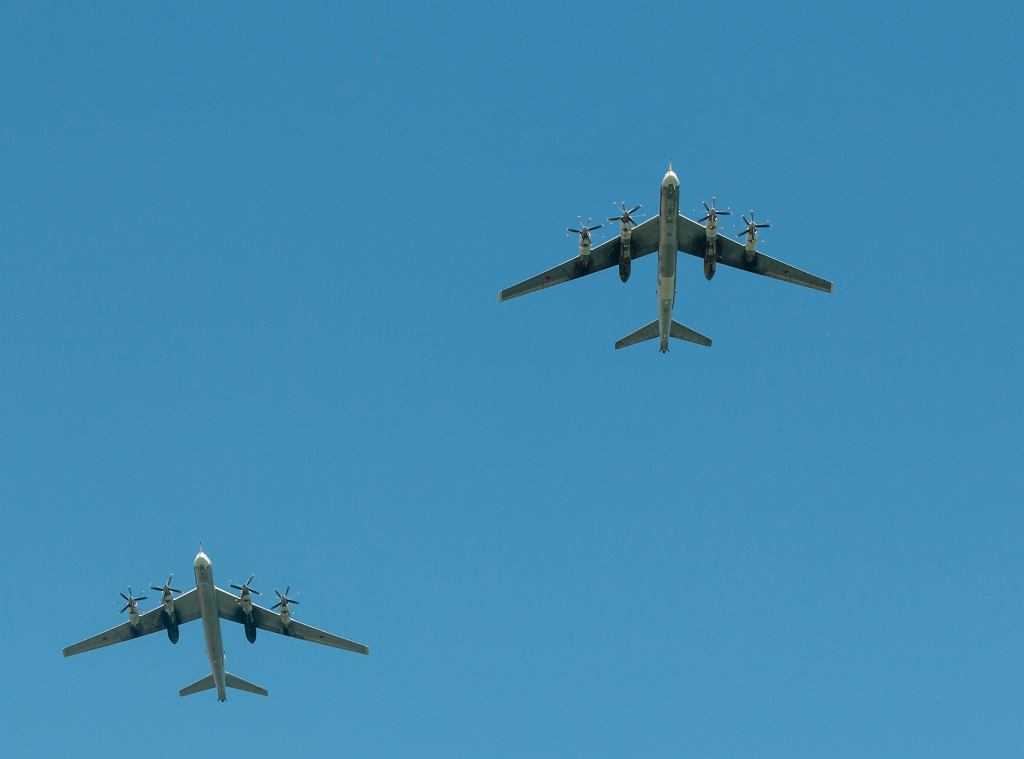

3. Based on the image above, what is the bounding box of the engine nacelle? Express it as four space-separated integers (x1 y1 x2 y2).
619 227 632 282
245 620 257 643
162 610 180 643
704 235 717 280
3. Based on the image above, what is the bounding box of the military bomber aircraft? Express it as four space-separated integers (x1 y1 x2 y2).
499 165 833 352
62 548 369 702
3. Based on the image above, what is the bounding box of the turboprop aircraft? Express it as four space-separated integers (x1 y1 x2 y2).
499 165 833 352
62 549 369 701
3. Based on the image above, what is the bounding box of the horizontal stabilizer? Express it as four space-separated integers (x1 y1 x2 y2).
225 672 268 697
670 320 712 347
614 320 712 350
614 320 659 350
179 674 216 697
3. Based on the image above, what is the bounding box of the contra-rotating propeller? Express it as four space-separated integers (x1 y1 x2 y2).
608 202 641 226
119 587 147 613
151 575 182 597
699 197 731 224
739 211 770 239
272 586 299 610
567 220 602 237
231 575 261 597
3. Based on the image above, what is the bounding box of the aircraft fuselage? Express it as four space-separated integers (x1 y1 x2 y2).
656 167 680 353
193 551 227 701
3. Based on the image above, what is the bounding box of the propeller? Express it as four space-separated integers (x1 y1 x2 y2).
272 587 299 610
119 587 147 613
230 575 261 597
699 197 732 224
608 202 641 226
567 216 601 236
739 211 770 238
151 574 182 596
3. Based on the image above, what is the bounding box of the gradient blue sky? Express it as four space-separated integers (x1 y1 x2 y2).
2 2 1022 757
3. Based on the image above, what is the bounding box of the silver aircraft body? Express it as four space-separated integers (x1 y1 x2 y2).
63 549 369 701
499 165 833 352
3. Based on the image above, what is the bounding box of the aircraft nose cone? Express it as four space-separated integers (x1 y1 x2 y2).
194 551 211 569
662 166 679 188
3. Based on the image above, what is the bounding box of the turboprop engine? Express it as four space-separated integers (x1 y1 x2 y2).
272 587 299 627
150 575 182 643
118 587 147 628
698 198 731 280
608 202 641 282
567 220 601 273
230 576 261 643
738 211 770 265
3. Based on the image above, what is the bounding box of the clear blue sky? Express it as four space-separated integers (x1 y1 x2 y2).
2 2 1021 757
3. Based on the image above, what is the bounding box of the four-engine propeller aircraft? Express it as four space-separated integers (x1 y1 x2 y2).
499 165 833 352
62 549 369 702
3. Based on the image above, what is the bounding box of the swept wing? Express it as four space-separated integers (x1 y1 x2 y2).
676 214 832 293
499 216 660 301
63 589 200 657
216 587 369 655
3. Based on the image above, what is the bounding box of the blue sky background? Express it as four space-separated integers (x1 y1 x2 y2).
1 2 1022 757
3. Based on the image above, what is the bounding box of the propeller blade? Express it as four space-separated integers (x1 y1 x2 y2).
150 586 163 592
699 215 710 223
120 592 129 601
120 603 129 613
567 228 581 234
231 584 243 590
718 210 732 216
587 224 602 231
136 596 147 602
628 205 640 215
756 223 770 228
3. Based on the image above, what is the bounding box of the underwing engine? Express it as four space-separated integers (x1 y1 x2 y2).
273 587 299 628
230 576 261 643
739 210 770 266
567 220 601 274
151 575 182 643
609 202 641 282
699 198 731 280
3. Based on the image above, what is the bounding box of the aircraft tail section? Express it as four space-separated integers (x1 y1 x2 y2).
179 674 216 697
669 320 712 347
614 321 659 350
225 672 268 696
614 320 711 350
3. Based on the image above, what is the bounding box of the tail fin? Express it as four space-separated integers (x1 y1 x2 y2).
225 672 268 697
669 320 712 347
614 320 712 350
614 320 659 350
179 674 216 697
